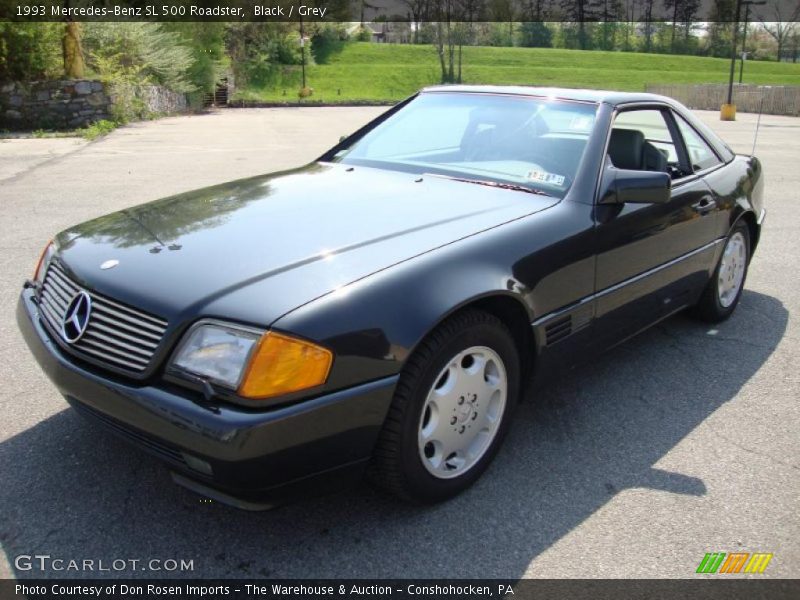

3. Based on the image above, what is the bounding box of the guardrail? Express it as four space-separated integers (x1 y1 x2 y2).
646 83 800 117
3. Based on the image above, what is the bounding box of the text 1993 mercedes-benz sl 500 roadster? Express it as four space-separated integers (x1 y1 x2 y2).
18 86 764 508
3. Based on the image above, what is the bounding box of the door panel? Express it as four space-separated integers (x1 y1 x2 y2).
593 106 720 349
594 178 718 346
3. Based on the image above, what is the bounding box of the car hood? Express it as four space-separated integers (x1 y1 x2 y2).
55 163 558 327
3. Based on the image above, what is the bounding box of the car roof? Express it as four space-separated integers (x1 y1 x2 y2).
421 85 676 107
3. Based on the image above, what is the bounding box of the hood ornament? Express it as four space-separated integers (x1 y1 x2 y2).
100 259 119 270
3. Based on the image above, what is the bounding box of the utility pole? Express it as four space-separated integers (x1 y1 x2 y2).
739 1 766 83
300 16 307 90
723 0 743 120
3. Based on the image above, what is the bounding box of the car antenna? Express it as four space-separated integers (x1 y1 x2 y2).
752 86 767 156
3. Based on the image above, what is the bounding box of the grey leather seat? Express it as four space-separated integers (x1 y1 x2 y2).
608 128 667 172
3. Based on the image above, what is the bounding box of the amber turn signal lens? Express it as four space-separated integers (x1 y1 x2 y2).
237 332 332 400
33 240 54 283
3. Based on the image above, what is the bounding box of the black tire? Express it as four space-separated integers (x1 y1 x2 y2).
368 309 521 504
691 221 751 323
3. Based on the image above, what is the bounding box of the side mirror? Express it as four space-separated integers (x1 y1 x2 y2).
599 167 671 205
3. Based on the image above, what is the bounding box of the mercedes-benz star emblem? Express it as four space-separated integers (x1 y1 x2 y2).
100 259 119 270
61 291 92 343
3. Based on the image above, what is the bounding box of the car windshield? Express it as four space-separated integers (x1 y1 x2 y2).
331 92 598 198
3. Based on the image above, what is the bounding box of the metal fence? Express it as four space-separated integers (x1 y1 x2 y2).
645 83 800 117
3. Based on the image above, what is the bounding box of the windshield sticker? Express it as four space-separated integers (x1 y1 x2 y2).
527 169 565 186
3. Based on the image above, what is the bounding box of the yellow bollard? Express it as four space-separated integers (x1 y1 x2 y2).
720 103 737 121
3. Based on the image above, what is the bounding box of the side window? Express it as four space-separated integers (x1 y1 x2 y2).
608 109 679 176
674 114 722 171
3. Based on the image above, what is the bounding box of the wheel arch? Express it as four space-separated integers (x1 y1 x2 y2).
408 291 536 384
731 210 760 255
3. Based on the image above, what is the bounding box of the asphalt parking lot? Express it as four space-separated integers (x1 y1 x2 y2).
0 107 797 579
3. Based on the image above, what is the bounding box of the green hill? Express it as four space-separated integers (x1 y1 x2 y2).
235 42 800 104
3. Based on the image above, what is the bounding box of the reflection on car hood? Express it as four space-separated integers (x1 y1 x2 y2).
55 163 559 326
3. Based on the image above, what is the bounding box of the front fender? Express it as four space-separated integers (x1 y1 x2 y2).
272 201 596 396
272 241 529 394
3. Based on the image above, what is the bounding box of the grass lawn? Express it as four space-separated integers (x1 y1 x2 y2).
234 42 800 104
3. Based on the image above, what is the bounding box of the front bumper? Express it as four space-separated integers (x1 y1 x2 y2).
17 287 397 509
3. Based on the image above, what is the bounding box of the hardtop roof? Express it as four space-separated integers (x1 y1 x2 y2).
421 85 676 107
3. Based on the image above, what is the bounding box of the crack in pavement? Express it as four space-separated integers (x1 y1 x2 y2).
710 427 800 472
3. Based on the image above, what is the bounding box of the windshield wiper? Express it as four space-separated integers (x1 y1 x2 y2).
425 173 553 197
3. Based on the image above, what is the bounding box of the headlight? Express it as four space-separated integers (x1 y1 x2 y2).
172 323 260 389
33 241 55 285
171 322 333 400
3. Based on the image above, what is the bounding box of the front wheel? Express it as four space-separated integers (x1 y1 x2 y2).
691 221 750 323
368 309 520 504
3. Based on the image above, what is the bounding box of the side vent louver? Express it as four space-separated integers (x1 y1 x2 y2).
544 315 572 346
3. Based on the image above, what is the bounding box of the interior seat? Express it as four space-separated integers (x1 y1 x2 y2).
608 128 667 172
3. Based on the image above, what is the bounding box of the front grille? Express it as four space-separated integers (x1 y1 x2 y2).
39 261 168 373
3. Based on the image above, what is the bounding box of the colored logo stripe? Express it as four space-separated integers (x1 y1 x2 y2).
697 552 773 574
697 553 726 573
744 553 773 574
719 553 749 573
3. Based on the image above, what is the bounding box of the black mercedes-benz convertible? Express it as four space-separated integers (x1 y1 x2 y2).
18 86 765 508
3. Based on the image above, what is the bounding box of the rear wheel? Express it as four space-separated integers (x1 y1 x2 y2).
369 310 520 503
691 221 750 323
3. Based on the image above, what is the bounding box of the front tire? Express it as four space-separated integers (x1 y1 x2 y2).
692 221 750 323
368 309 521 504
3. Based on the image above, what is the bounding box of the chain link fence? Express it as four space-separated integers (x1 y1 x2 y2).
645 83 800 117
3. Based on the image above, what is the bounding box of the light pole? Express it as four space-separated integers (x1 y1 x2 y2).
300 17 306 90
739 0 766 83
722 0 743 120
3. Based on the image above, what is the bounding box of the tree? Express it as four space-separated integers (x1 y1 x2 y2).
594 0 625 50
165 23 227 96
518 21 554 47
430 0 482 83
63 21 85 78
60 0 117 78
790 27 800 62
677 1 701 52
489 0 518 42
761 3 800 61
521 0 552 21
705 0 735 57
560 0 597 50
83 23 196 92
664 0 699 52
0 23 62 81
639 0 658 52
224 23 303 88
401 0 432 43
620 0 637 51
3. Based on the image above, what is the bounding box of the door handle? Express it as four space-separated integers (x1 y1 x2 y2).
692 197 717 214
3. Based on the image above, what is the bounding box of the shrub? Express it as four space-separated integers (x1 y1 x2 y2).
83 23 196 93
354 27 373 43
311 25 347 64
0 23 62 81
80 119 117 140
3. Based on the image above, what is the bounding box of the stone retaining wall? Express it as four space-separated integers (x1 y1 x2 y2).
107 83 188 116
1 80 111 130
0 79 188 130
